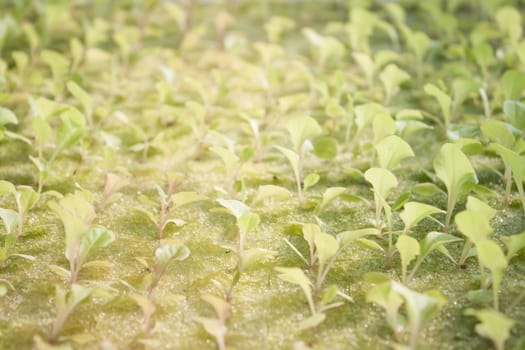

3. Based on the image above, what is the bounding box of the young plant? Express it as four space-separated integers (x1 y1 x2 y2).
135 173 206 239
0 180 40 239
433 143 478 231
464 308 515 350
374 135 415 171
48 191 114 284
131 243 190 339
215 199 275 300
96 173 130 213
489 143 525 215
195 294 231 350
275 115 321 205
455 196 497 266
28 97 86 193
278 224 354 330
367 280 446 350
47 284 92 344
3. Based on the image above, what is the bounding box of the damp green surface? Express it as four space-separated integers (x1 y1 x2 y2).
1 1 525 350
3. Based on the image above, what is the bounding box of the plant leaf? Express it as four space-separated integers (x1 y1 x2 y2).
375 135 414 170
400 202 444 233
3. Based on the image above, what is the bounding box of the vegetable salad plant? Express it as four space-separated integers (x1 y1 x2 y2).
0 1 524 349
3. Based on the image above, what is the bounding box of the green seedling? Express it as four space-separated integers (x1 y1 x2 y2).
315 187 346 215
502 230 525 261
0 231 35 269
503 100 525 131
302 28 345 70
132 243 190 338
279 224 355 330
216 199 275 300
499 70 525 102
480 120 518 205
48 284 92 344
487 143 525 215
0 180 40 239
374 135 414 171
96 173 131 213
195 294 231 350
400 202 445 234
367 280 446 349
364 167 398 234
456 196 496 266
48 191 114 284
0 107 18 141
41 49 70 98
28 97 86 193
477 240 508 311
252 185 292 206
433 143 478 231
379 64 409 105
407 231 461 282
465 308 515 350
136 173 206 239
275 117 321 205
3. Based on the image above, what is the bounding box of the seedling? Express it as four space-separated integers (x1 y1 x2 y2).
135 173 206 239
433 143 478 231
367 280 446 349
48 191 114 284
465 308 515 350
195 294 231 350
132 242 190 338
48 284 92 344
28 97 86 193
279 224 354 330
0 180 40 239
96 173 131 213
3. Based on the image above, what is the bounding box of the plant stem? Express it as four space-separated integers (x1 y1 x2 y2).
458 239 473 266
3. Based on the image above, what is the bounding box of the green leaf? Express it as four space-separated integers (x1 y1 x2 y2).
411 182 445 196
400 202 444 233
298 313 326 331
216 199 250 219
171 191 207 209
66 81 93 119
79 226 115 262
375 135 414 170
503 100 525 131
210 146 240 178
237 212 260 234
155 243 190 268
495 6 522 42
275 146 300 189
366 282 404 335
275 267 314 314
0 107 17 126
465 196 496 220
316 187 346 214
303 173 320 192
194 317 227 348
379 64 410 102
0 180 15 195
434 143 478 225
499 70 525 100
252 185 291 204
452 78 480 111
502 230 525 261
337 228 377 246
313 136 338 160
48 192 96 263
16 186 40 215
465 308 515 350
481 120 515 148
456 210 493 243
65 283 92 310
240 248 276 272
476 240 508 310
364 167 398 199
419 231 461 262
391 281 446 346
285 115 321 151
41 49 70 78
51 111 85 162
314 232 339 266
0 208 17 235
425 83 452 129
396 235 420 282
